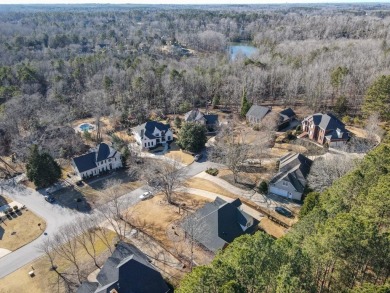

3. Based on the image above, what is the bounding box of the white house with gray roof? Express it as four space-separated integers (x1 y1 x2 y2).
132 121 173 150
269 152 312 201
71 143 122 179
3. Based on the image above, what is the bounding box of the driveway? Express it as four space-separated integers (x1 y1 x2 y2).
0 158 220 279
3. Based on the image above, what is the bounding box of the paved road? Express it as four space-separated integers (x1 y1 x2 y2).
0 159 220 279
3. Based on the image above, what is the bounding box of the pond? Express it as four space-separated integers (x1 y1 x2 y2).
228 43 259 60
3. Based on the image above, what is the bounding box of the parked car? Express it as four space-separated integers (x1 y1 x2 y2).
44 196 55 203
275 206 293 218
194 153 203 161
139 191 153 201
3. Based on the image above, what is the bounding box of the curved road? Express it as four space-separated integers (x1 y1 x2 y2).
0 159 222 279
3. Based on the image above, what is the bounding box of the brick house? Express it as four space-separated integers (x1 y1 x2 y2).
301 113 349 146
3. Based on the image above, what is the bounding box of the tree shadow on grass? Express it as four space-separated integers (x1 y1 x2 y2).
51 186 92 213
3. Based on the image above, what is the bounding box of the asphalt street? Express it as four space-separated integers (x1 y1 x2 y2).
0 158 222 279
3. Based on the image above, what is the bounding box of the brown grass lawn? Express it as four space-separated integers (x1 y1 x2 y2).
185 177 237 198
164 143 194 165
127 193 213 266
259 218 288 238
0 229 117 293
112 130 135 143
0 209 46 251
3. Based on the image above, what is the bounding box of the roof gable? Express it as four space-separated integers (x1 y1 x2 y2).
134 121 171 139
96 143 110 162
182 197 259 252
73 152 97 173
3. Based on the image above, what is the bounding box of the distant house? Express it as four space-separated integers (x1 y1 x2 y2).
182 197 259 253
184 109 219 131
72 143 122 180
301 113 349 146
278 108 297 130
246 105 272 124
269 152 312 201
77 242 170 293
132 121 173 150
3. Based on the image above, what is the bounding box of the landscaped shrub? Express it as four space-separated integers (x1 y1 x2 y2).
258 181 268 193
13 205 18 211
253 125 260 131
206 168 219 176
7 207 13 214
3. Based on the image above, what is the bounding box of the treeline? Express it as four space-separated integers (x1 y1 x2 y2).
0 5 390 160
178 136 390 292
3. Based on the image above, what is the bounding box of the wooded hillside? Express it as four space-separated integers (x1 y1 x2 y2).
178 135 390 292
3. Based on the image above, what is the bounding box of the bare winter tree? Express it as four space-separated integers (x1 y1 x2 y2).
365 113 384 145
307 153 361 192
51 225 84 284
142 159 187 204
181 211 208 271
97 179 134 241
38 238 77 293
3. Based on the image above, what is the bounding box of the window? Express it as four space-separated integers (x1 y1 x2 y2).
282 181 288 186
144 143 147 147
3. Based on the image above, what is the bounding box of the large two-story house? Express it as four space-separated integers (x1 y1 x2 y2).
301 113 349 146
132 121 173 150
269 152 312 201
72 143 123 179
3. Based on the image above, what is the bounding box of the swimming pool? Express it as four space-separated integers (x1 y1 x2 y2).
79 123 94 132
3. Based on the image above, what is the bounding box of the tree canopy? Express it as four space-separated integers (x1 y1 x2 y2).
177 123 207 153
26 145 62 189
178 135 390 293
363 75 390 121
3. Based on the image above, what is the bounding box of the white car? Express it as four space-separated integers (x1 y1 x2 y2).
139 191 153 200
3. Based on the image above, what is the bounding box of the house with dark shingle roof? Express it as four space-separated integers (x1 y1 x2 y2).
71 143 122 179
269 152 312 201
302 113 349 146
132 121 173 150
246 105 272 124
184 109 219 131
278 108 297 130
77 242 170 293
182 197 259 253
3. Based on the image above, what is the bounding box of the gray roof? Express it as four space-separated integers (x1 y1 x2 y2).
182 198 259 253
304 113 346 132
72 143 118 173
246 105 271 120
78 242 169 293
270 153 312 193
77 282 99 293
133 121 171 140
184 109 205 122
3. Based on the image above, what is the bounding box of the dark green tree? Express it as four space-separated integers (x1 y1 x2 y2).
174 116 182 129
258 181 268 194
363 75 390 121
26 145 62 189
299 192 320 218
177 123 207 153
334 95 348 116
240 88 251 117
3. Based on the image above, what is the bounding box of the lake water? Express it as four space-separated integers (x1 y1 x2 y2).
229 43 259 60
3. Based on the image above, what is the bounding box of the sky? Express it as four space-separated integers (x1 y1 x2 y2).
0 0 384 4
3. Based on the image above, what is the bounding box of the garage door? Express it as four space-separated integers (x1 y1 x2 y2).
269 186 288 198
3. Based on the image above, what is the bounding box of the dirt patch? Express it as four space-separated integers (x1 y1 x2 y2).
0 229 116 293
0 209 46 251
259 218 288 238
127 193 213 267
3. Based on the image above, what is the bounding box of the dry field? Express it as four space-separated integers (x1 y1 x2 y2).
0 229 117 293
127 193 213 266
0 209 46 251
185 177 237 198
259 218 288 238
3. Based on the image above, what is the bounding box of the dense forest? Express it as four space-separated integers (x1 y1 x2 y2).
178 134 390 293
1 4 390 160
